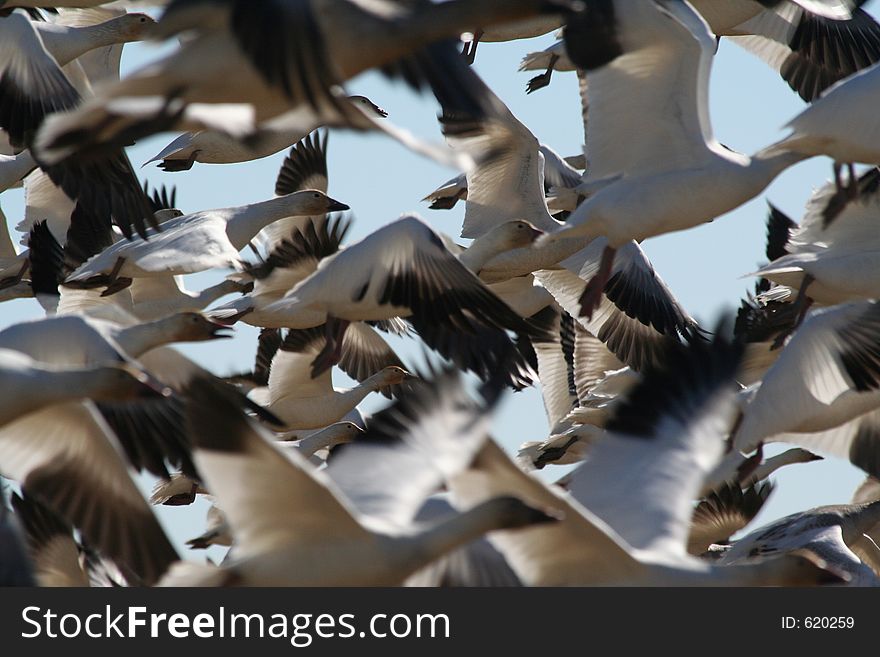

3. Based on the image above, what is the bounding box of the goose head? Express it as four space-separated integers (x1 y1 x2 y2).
376 365 414 387
161 312 235 342
348 95 389 119
155 208 184 223
491 220 545 250
285 190 350 215
106 12 156 42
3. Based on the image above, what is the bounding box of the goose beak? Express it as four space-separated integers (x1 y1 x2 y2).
374 105 389 118
528 226 545 242
327 198 350 212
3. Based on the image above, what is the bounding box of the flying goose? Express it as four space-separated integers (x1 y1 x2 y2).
259 215 549 386
448 329 844 585
0 348 180 584
158 370 555 586
144 95 388 172
719 500 880 586
0 9 156 239
35 0 569 167
768 60 880 170
422 142 582 212
518 1 878 102
253 129 334 256
209 214 353 329
717 1 880 101
435 82 703 370
247 324 412 431
539 0 813 318
64 189 349 294
0 398 179 585
733 301 880 477
753 169 880 314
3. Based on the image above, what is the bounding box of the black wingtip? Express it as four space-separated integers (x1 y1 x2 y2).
27 221 64 297
765 203 796 262
275 130 328 197
605 316 744 439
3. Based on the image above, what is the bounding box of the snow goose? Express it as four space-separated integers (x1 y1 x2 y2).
719 500 880 586
733 301 880 473
248 324 412 431
144 95 387 172
769 60 880 169
259 215 550 386
31 8 153 67
209 214 352 329
64 189 349 294
701 445 824 496
421 143 581 211
159 370 556 586
436 85 702 370
185 503 231 551
508 2 875 101
705 0 880 101
0 346 163 427
753 169 880 313
0 9 156 238
0 397 180 585
449 330 844 585
540 0 812 318
0 311 240 479
36 0 569 166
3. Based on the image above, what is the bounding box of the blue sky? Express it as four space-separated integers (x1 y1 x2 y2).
1 7 875 557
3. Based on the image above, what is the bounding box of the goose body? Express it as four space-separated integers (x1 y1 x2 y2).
754 169 880 305
35 0 562 165
145 96 387 171
65 190 348 285
734 301 880 457
160 372 554 587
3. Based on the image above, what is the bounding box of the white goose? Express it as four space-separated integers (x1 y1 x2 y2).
144 95 387 172
754 168 880 310
719 501 880 586
733 301 880 475
36 0 565 168
0 348 179 585
259 215 548 385
448 332 843 585
539 0 812 318
770 61 880 169
0 8 155 239
65 189 349 294
248 324 412 431
159 371 554 586
31 7 153 66
436 83 702 371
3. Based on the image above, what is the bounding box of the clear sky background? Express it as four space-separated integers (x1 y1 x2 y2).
1 4 875 560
